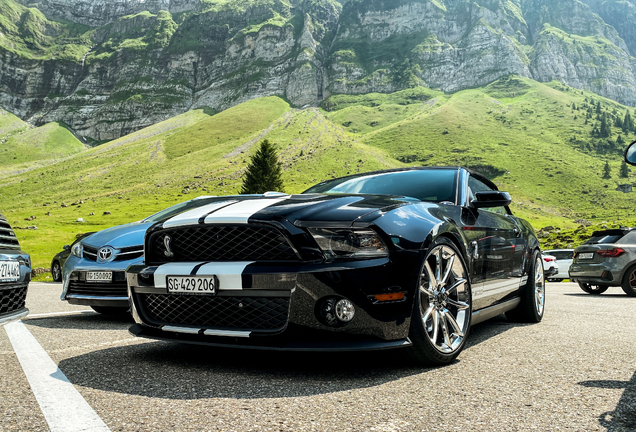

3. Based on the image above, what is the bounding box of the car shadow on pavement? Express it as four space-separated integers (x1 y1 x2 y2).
54 315 529 400
24 313 134 331
579 370 636 431
563 293 634 298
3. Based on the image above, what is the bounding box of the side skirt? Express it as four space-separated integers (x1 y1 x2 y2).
471 298 521 326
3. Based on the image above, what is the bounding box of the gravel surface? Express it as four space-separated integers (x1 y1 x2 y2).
2 282 635 431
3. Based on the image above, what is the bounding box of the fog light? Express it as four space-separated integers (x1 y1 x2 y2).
335 299 355 322
318 297 356 327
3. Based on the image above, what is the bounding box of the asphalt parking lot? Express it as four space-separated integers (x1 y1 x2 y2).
1 282 635 432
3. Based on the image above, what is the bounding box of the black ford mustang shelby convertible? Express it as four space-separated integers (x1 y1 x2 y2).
127 167 544 365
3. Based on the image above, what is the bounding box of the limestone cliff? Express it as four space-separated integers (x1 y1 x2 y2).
2 0 636 140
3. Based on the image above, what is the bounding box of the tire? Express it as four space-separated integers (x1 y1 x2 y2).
51 261 62 282
90 306 129 315
405 237 472 366
506 250 545 323
578 282 609 295
620 265 636 297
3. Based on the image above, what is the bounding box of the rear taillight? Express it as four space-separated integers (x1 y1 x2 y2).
596 248 626 258
543 257 556 262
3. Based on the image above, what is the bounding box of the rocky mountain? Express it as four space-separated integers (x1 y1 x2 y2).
2 0 636 141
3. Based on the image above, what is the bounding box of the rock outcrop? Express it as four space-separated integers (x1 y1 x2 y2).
2 0 636 140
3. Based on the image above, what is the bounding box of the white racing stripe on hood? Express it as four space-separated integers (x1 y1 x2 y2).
154 262 206 288
162 200 237 229
203 197 289 224
195 262 254 290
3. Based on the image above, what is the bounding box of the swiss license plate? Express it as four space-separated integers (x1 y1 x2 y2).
167 275 218 295
578 252 594 260
86 271 112 282
0 260 20 282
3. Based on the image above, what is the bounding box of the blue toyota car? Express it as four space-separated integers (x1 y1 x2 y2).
60 196 220 314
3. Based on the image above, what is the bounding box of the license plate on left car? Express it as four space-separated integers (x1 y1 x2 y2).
0 260 20 282
86 271 112 282
578 252 594 260
167 275 218 295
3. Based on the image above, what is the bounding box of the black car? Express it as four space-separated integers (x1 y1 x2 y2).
51 232 95 282
0 214 31 325
126 167 544 366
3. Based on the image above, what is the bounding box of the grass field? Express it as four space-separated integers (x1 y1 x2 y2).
3 77 636 273
0 109 85 168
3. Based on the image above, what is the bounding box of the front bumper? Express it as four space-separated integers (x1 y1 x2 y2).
0 308 29 326
0 251 31 325
61 255 139 307
0 281 30 326
126 256 418 351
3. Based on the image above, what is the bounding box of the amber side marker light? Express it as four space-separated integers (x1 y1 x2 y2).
374 292 406 302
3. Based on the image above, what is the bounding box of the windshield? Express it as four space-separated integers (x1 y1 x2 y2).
303 169 458 203
143 197 219 223
547 251 574 260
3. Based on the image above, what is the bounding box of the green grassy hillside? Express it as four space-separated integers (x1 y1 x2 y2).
3 78 636 274
0 108 85 170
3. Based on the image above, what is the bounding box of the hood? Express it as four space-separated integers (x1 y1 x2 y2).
83 221 153 249
156 194 413 229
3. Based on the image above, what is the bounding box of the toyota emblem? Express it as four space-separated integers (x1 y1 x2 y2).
97 246 116 263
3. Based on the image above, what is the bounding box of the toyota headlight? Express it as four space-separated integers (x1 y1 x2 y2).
308 228 389 259
71 242 83 258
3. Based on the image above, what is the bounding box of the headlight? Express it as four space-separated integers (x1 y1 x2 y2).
308 228 389 259
71 242 83 258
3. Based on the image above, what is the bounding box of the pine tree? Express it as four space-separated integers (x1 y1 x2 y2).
240 139 285 194
615 115 623 128
623 111 633 134
620 160 629 178
617 134 625 145
603 161 611 179
596 101 602 114
599 113 611 138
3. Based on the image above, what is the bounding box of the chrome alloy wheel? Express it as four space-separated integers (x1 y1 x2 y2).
533 255 546 316
419 245 471 354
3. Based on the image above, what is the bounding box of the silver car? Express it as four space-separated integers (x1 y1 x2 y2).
0 214 30 325
61 196 220 314
543 249 574 282
569 228 636 296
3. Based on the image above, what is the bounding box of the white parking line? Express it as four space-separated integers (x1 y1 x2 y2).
4 321 111 432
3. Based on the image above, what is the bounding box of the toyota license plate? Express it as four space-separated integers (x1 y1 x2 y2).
0 260 20 282
86 271 112 282
167 275 218 295
578 252 594 260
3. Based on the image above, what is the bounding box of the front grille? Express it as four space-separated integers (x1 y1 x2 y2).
83 246 143 262
138 294 289 331
0 215 20 249
0 284 27 314
147 225 299 264
67 281 128 296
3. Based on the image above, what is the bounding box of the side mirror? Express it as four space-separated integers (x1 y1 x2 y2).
63 245 70 251
625 140 636 166
472 191 512 208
